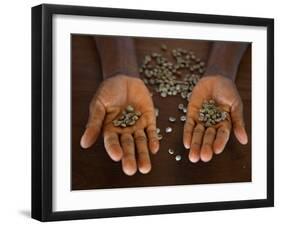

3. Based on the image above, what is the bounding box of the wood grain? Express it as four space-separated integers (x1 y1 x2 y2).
71 35 251 190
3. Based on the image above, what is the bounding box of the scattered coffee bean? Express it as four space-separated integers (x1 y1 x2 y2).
168 148 175 155
180 115 186 122
175 155 182 161
169 116 176 122
165 127 172 133
157 134 163 140
155 108 159 117
161 44 167 51
178 103 184 110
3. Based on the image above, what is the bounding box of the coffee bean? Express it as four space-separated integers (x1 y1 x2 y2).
126 105 134 112
198 99 228 127
168 148 175 155
161 44 167 51
121 123 127 128
139 46 205 101
112 105 142 128
178 103 184 110
165 127 172 133
180 115 186 122
135 111 141 116
175 155 182 161
169 116 176 122
155 108 159 117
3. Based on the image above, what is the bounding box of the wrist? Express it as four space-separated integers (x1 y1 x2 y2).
107 74 140 81
200 74 233 84
203 67 236 82
205 42 248 82
103 70 140 79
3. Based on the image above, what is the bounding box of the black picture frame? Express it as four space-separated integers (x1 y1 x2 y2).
32 3 274 222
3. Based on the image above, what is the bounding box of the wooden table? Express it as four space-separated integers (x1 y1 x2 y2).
71 35 251 190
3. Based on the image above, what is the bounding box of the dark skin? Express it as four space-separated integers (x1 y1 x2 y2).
80 75 159 176
183 42 249 162
184 75 248 163
81 38 249 175
80 37 159 176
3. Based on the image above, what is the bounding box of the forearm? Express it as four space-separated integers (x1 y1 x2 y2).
204 42 248 81
95 36 139 79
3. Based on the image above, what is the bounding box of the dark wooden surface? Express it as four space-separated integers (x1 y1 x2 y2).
71 35 251 190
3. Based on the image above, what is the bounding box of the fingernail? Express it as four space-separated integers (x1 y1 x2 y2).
184 143 190 149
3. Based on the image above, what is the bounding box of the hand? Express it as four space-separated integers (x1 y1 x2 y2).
183 75 248 163
80 75 159 175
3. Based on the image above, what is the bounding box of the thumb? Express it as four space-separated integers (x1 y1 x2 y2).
80 98 105 149
230 100 248 145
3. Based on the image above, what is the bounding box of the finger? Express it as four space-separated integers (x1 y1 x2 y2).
213 123 231 154
231 100 248 145
80 98 105 149
183 118 196 149
189 124 205 163
104 132 123 161
144 109 159 154
146 125 159 154
121 133 137 176
134 130 151 174
200 127 216 162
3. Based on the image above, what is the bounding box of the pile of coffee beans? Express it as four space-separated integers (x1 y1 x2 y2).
110 45 232 163
198 99 228 127
112 105 141 128
138 44 208 162
139 45 205 101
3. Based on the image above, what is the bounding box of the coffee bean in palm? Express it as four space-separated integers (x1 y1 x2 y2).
112 105 142 128
198 99 228 127
113 120 122 127
135 111 141 116
126 105 134 112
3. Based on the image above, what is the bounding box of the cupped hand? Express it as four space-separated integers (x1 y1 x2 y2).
80 75 159 176
183 75 248 163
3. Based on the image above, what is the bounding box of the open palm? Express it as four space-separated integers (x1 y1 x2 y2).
183 75 248 163
80 75 159 175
